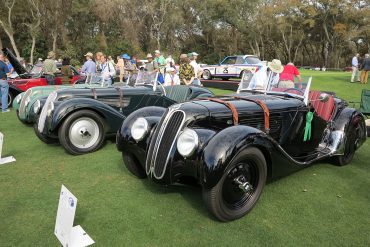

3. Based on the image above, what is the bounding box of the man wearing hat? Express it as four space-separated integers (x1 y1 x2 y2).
44 51 57 85
81 52 96 76
189 52 202 86
164 67 180 86
154 50 166 74
145 53 159 73
267 59 284 88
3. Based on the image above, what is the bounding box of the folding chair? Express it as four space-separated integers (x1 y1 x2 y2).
351 89 370 136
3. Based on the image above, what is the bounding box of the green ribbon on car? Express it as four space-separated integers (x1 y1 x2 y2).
304 112 314 141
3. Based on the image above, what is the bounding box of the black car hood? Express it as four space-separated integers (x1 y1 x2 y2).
178 93 305 129
2 48 29 76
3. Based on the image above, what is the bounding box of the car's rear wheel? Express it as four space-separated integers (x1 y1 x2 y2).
58 110 106 155
122 152 147 178
332 117 362 166
33 122 59 144
222 77 230 81
202 147 267 222
202 70 212 80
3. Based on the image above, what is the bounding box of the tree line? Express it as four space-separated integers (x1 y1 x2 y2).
0 0 369 67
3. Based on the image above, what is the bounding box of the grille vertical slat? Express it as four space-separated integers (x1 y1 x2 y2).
146 110 185 179
18 89 32 116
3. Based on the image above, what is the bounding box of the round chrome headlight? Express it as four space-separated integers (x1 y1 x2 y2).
16 95 22 104
131 117 149 141
33 100 41 114
176 128 198 157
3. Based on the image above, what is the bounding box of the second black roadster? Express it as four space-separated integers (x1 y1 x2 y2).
116 73 367 221
36 72 214 155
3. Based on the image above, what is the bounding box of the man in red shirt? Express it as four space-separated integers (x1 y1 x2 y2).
278 62 302 88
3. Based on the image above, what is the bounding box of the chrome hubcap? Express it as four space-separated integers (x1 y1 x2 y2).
69 117 99 149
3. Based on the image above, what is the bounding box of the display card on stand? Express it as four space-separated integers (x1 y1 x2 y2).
55 185 94 247
0 132 16 165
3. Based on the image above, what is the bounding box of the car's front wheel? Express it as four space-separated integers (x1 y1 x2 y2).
202 70 212 80
202 147 267 222
122 152 147 178
58 110 106 155
33 122 59 144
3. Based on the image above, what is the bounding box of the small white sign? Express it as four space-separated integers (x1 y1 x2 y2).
55 185 94 247
0 132 16 165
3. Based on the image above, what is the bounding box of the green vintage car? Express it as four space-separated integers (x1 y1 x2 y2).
14 75 118 124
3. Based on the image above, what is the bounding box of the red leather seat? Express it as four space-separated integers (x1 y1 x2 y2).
309 91 335 121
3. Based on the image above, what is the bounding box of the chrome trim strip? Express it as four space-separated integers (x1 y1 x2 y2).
37 91 57 133
19 89 32 116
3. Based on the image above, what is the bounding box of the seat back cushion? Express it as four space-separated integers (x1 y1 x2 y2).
164 85 191 102
309 91 335 121
360 89 370 115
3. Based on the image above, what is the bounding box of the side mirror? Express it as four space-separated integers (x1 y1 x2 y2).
319 93 330 102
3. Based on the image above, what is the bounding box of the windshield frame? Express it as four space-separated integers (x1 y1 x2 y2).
237 69 312 105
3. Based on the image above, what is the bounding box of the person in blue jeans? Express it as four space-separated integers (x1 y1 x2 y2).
0 52 10 113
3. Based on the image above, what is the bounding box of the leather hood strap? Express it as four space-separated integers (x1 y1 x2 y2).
234 96 270 133
206 98 239 125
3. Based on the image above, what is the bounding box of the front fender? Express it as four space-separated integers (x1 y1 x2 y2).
116 106 167 168
50 98 125 134
202 125 273 189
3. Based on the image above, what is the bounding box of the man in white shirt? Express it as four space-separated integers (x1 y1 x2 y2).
164 67 180 86
189 52 202 85
100 55 115 86
351 53 360 83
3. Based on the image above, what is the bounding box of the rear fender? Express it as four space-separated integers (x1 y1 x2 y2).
330 108 366 155
50 98 124 133
202 125 274 189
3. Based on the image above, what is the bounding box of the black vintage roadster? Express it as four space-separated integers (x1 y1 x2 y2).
35 72 213 155
116 74 367 222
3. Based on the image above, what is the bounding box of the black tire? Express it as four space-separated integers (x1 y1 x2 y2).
122 152 147 178
332 117 362 166
33 122 59 144
7 92 13 108
202 70 212 80
202 147 267 222
222 77 230 81
58 110 106 155
367 126 370 137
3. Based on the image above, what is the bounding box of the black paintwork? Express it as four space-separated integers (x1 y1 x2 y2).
117 92 367 188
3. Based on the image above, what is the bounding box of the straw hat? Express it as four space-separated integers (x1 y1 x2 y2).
146 53 153 58
47 51 55 59
267 59 284 73
84 52 93 57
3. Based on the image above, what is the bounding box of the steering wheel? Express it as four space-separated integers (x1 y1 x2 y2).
283 88 304 96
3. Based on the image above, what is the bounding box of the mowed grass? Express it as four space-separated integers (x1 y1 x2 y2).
0 70 369 246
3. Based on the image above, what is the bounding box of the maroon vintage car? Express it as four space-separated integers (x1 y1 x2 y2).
2 48 85 107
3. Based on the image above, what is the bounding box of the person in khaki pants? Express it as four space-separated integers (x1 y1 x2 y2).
360 54 370 84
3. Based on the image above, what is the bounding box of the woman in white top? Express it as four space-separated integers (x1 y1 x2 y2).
164 67 180 86
100 55 116 86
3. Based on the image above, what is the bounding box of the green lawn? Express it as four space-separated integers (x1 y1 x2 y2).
0 71 369 246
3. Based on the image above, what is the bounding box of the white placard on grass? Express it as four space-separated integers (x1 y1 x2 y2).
55 185 94 247
0 132 16 165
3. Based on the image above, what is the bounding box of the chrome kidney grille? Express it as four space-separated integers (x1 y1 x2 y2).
37 91 57 133
18 89 32 116
146 108 185 179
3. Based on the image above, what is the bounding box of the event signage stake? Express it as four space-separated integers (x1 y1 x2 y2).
55 185 94 247
0 132 16 165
